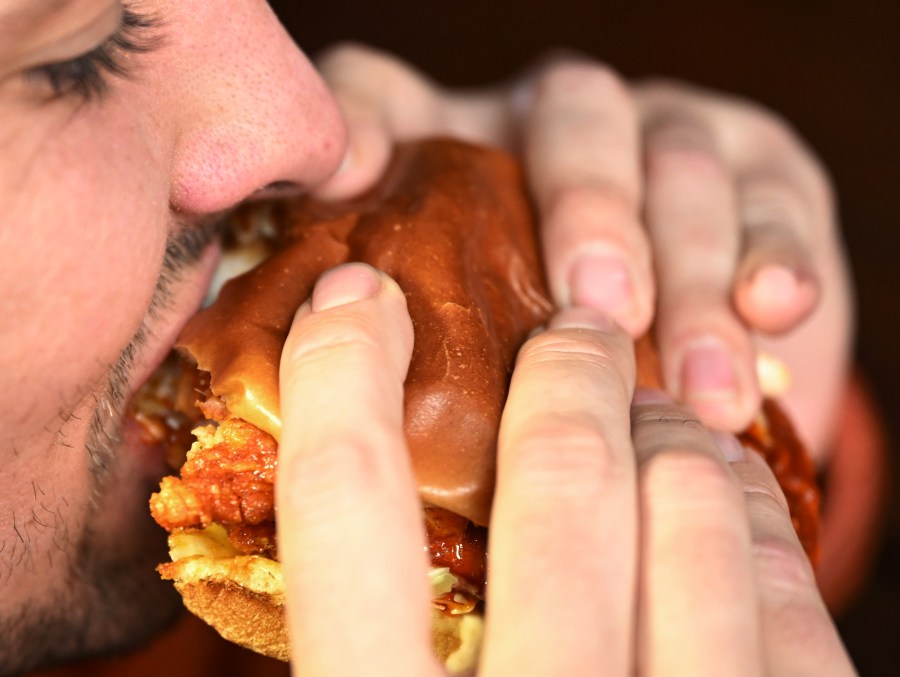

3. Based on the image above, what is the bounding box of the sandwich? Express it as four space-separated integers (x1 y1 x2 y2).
136 138 819 672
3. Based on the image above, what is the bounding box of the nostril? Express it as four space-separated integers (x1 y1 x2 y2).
263 181 299 192
249 181 303 201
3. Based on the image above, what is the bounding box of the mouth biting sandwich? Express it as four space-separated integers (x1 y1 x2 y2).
137 138 820 672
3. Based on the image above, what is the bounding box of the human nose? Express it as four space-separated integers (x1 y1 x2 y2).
167 1 347 216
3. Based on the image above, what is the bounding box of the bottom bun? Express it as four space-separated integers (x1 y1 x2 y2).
158 525 483 672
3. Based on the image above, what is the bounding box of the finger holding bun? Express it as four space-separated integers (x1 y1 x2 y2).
314 44 851 460
631 394 854 677
313 45 655 337
277 263 442 677
483 308 637 675
732 451 855 676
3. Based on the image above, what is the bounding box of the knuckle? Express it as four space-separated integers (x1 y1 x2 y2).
633 76 696 102
752 535 816 593
283 312 382 374
646 128 728 184
743 114 835 199
520 329 630 384
546 182 639 229
740 135 836 236
740 106 803 157
798 157 837 223
315 41 379 73
741 473 791 513
741 179 810 235
509 418 628 501
534 59 632 109
641 448 736 508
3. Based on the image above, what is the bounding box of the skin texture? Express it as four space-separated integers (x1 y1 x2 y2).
278 264 855 676
0 0 851 675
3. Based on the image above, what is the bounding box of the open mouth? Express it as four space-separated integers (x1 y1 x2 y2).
124 204 291 482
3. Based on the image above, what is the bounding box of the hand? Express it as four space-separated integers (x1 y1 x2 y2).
632 81 852 459
275 263 853 675
311 45 852 457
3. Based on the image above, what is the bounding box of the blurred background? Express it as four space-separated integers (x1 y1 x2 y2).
275 0 900 671
30 0 900 674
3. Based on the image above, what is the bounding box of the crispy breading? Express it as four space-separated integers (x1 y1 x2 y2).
150 414 277 531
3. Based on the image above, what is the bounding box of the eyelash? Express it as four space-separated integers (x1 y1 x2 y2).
26 6 161 101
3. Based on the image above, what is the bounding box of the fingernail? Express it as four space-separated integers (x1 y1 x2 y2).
311 263 382 312
747 264 801 306
568 255 634 315
713 431 746 462
632 388 674 406
548 307 616 332
680 338 738 400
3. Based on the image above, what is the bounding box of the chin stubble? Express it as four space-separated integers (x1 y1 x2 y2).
0 370 180 677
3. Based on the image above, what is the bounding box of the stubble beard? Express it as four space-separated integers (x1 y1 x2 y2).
0 393 181 676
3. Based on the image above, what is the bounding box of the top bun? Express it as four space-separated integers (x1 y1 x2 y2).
177 138 553 526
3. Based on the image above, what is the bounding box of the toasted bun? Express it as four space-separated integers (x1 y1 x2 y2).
159 525 482 671
178 138 551 526
165 558 288 661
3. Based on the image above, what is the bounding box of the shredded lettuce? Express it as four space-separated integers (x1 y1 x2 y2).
429 566 459 597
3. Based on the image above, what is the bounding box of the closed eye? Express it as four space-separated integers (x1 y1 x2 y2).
24 5 161 102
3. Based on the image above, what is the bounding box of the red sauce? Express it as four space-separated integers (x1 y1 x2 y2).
226 522 278 559
424 507 488 596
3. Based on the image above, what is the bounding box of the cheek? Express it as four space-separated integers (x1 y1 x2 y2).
0 408 93 613
0 97 169 432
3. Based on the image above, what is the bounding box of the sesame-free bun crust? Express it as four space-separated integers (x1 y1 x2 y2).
158 526 482 672
168 565 288 661
158 526 288 660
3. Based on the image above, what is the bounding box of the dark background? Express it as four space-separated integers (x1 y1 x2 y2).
277 0 900 672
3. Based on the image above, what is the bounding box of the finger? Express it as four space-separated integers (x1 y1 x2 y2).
276 263 441 677
632 392 762 677
733 179 820 334
731 450 856 675
312 44 421 199
517 59 654 335
312 43 509 200
723 115 851 454
641 110 760 431
726 114 826 334
481 308 636 675
636 80 852 447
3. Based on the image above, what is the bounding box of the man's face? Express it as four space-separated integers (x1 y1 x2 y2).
0 1 345 672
